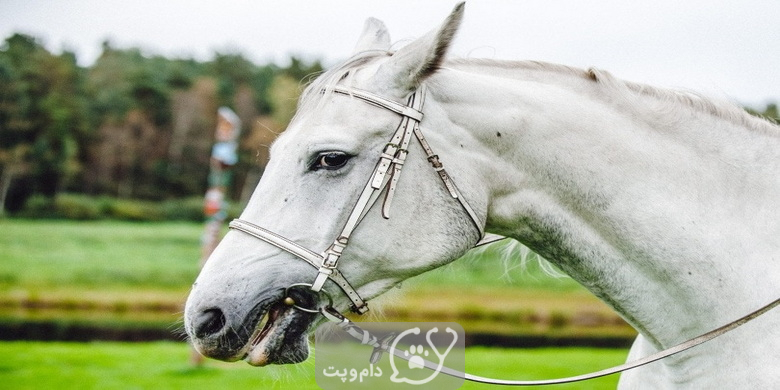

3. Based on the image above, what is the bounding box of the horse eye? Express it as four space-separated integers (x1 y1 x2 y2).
311 152 351 171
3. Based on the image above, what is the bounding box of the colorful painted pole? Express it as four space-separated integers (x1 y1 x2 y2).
200 107 241 265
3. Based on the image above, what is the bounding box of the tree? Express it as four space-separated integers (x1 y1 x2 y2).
83 43 198 198
0 31 326 209
0 34 87 213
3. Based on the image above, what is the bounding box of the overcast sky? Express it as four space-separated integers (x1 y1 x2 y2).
1 0 778 106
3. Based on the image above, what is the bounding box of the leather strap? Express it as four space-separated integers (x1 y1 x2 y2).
320 297 780 386
331 86 423 122
229 219 367 312
311 87 427 311
412 124 485 238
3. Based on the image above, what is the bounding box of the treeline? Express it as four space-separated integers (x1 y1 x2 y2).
1 33 778 217
0 33 322 215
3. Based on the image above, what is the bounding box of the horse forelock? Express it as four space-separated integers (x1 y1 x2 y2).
295 51 392 120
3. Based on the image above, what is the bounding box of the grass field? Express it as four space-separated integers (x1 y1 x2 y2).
1 219 635 337
0 341 627 389
0 219 633 389
0 219 203 291
0 219 636 338
0 219 579 292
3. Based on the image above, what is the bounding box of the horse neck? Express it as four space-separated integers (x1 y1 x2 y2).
425 63 780 348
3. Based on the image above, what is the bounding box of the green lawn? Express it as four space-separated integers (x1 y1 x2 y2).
0 219 577 291
0 219 203 290
0 341 627 390
0 219 586 298
0 219 633 338
0 219 633 389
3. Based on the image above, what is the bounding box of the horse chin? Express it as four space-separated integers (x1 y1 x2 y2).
244 302 313 366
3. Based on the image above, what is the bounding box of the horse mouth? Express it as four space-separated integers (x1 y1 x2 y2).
243 300 315 366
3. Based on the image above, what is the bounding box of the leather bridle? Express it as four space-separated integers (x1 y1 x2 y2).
229 84 500 314
227 83 780 385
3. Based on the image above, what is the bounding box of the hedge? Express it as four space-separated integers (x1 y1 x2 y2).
15 193 241 222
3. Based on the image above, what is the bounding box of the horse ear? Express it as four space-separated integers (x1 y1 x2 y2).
352 17 392 54
375 2 464 92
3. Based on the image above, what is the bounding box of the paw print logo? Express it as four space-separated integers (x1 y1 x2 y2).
389 326 458 385
404 344 429 369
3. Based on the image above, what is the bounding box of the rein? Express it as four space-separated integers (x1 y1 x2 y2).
228 84 780 385
314 294 780 386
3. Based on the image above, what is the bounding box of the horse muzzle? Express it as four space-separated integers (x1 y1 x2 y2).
185 278 321 365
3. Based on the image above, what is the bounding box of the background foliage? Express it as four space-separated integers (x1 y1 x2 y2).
0 33 322 216
1 33 778 219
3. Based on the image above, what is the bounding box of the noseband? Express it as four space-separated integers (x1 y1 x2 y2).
229 84 500 314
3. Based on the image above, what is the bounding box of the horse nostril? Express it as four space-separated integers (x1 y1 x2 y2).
193 308 227 338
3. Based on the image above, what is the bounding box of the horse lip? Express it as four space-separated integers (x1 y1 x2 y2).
249 302 283 349
244 289 320 366
191 287 319 365
244 304 314 366
188 296 276 361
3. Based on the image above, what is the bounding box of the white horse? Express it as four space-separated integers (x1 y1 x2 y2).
185 4 780 388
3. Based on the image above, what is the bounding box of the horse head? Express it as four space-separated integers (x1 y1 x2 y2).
184 3 483 366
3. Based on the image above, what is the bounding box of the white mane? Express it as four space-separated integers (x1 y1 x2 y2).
445 58 779 135
301 53 778 137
